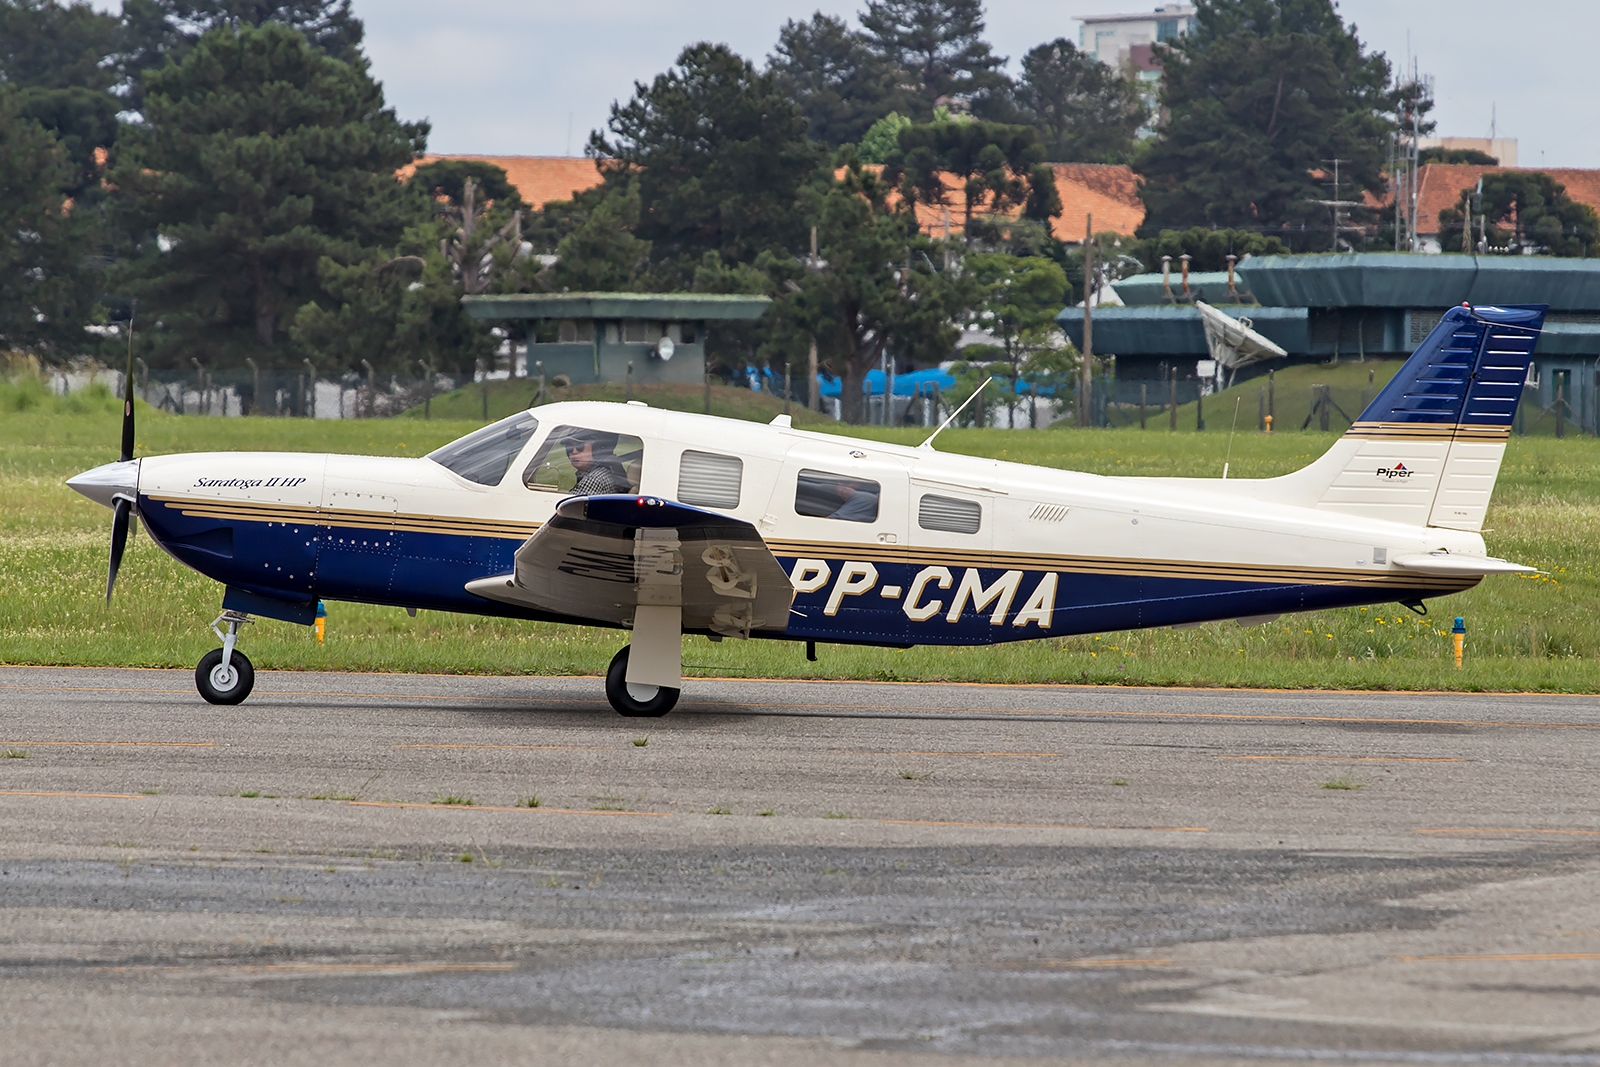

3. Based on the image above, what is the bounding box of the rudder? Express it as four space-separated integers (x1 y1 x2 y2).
1286 303 1544 530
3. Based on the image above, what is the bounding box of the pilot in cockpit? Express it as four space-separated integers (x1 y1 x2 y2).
564 431 630 496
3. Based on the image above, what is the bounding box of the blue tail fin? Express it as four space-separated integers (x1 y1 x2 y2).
1278 303 1544 532
1351 303 1545 436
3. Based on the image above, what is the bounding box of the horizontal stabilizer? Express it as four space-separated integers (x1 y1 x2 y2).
1391 553 1537 576
466 494 794 638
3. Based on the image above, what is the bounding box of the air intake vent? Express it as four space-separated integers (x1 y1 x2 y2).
918 494 982 534
1028 504 1068 523
677 450 742 509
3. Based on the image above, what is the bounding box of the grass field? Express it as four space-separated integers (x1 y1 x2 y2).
3 375 1595 691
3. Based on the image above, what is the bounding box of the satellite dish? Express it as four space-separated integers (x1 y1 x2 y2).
1195 301 1286 373
655 335 675 361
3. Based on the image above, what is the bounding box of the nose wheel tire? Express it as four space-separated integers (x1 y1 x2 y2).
196 648 255 705
604 646 679 718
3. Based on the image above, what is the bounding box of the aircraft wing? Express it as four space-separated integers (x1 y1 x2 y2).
1391 553 1538 576
465 495 795 638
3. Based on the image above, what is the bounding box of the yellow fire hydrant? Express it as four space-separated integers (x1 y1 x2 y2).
1451 616 1465 668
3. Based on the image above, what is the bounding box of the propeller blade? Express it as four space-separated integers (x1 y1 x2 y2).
107 497 131 604
120 348 136 463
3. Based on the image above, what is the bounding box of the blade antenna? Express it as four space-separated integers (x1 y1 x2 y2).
918 376 995 450
1222 395 1242 480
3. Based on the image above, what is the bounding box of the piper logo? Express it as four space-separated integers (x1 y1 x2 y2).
1376 463 1412 479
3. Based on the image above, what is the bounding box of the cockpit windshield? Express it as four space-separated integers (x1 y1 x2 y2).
426 411 540 486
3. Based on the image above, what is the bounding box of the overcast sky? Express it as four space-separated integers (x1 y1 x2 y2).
92 1 1600 167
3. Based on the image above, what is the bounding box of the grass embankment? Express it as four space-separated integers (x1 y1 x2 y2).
407 377 834 426
2 378 1594 691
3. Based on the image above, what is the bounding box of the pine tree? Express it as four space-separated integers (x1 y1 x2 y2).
769 13 899 147
1137 0 1396 237
859 0 1007 118
589 43 826 274
111 22 427 369
118 0 364 108
1013 39 1146 164
0 86 100 358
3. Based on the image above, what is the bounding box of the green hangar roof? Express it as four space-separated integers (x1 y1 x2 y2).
462 292 771 322
1236 253 1600 311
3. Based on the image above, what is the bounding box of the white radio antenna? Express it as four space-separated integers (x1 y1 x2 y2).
1222 396 1242 479
918 376 995 450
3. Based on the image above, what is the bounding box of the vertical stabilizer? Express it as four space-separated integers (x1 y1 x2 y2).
1274 304 1544 530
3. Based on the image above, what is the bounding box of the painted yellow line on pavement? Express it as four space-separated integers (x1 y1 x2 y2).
1415 827 1600 837
0 790 144 799
1035 957 1174 969
347 801 670 817
2 740 213 748
393 743 610 751
1223 755 1462 763
879 818 1207 833
1393 952 1600 963
91 961 515 975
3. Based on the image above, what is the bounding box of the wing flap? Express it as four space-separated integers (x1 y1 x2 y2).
465 495 794 637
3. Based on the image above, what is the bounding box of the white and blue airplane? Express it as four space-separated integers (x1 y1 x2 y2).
69 303 1543 716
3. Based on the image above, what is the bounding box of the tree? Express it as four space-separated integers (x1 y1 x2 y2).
768 13 898 147
1419 146 1497 166
588 43 826 276
546 182 653 292
0 0 122 198
1439 172 1600 257
111 22 428 370
771 159 978 423
857 111 912 164
883 120 1061 236
967 253 1069 423
437 177 523 296
118 0 364 108
408 159 526 212
1136 0 1396 237
1013 39 1147 163
0 86 100 359
290 225 492 383
859 0 1008 118
1129 227 1290 273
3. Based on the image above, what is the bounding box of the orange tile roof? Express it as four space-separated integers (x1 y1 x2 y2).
1407 164 1600 234
400 155 605 208
405 155 1145 242
854 162 1144 242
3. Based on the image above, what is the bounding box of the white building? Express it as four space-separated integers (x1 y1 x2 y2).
1076 3 1196 67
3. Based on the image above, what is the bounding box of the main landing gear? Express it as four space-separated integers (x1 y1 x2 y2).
604 646 679 717
197 610 255 705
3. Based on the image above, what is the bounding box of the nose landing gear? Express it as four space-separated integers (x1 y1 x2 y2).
197 610 255 705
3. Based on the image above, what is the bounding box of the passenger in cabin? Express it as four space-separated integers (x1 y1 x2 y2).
828 480 879 522
564 432 629 496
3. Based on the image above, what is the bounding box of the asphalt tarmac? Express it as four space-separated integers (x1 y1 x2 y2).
2 665 1598 1066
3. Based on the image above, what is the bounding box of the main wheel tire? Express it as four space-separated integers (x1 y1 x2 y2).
196 648 255 705
604 646 679 717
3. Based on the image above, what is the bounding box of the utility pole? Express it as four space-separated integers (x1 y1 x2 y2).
1080 213 1094 428
808 225 821 411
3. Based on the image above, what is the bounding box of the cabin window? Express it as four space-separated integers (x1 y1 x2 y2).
522 425 644 495
426 411 539 486
918 494 981 534
677 450 742 509
795 469 879 523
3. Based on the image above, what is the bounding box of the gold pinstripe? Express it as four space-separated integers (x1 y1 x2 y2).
146 496 1473 591
1345 422 1510 441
